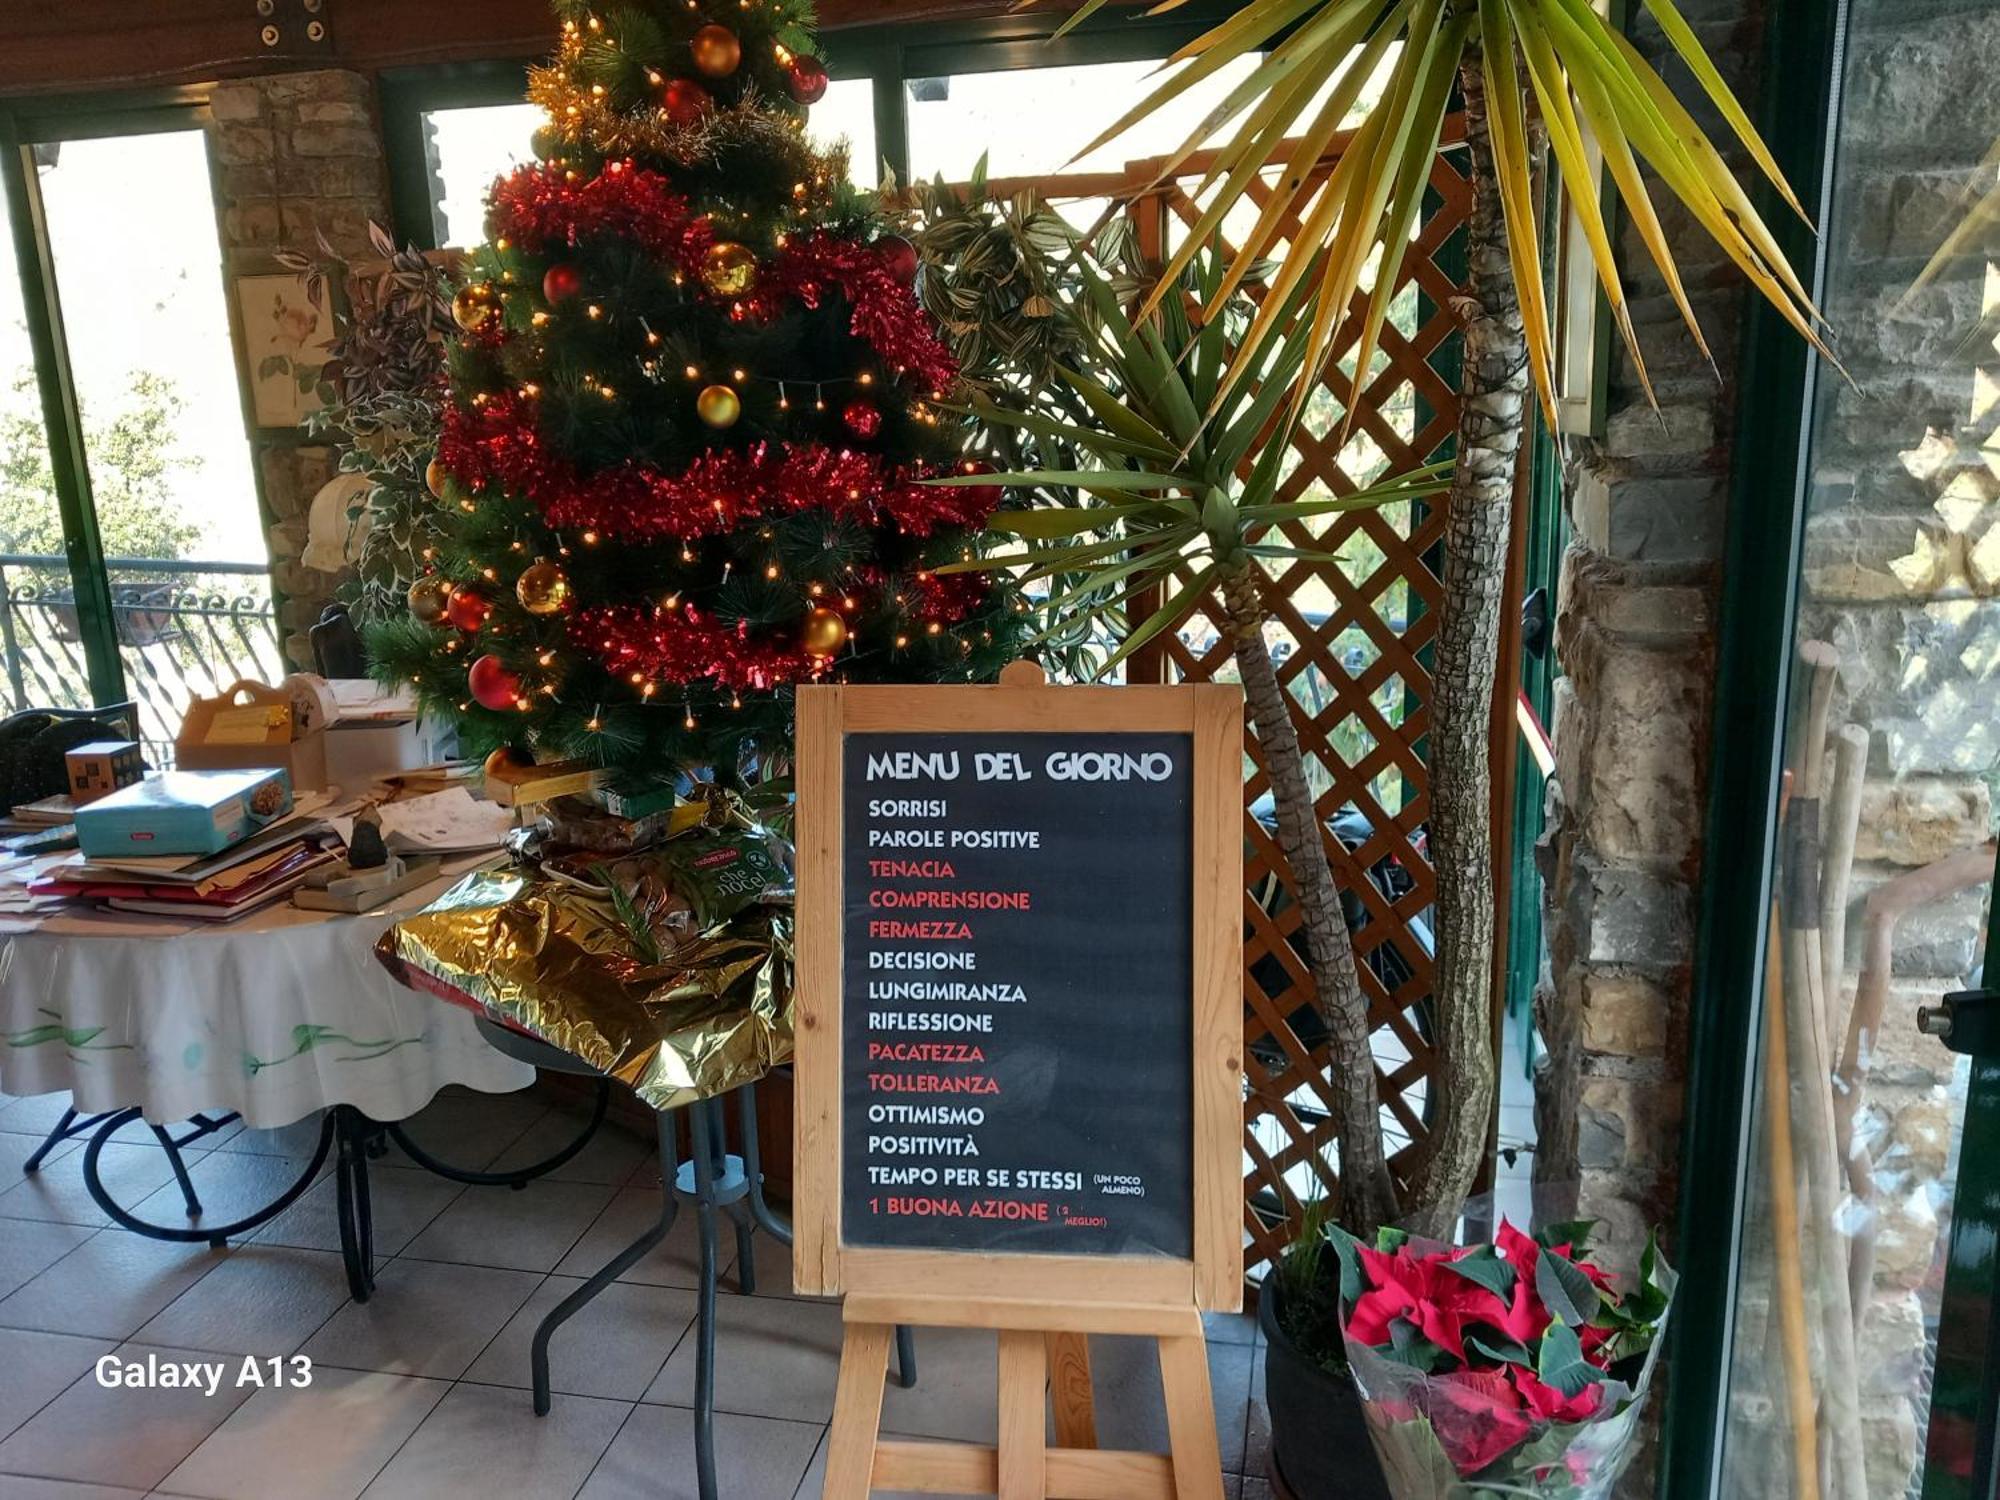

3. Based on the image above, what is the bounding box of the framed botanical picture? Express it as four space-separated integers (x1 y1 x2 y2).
233 268 337 431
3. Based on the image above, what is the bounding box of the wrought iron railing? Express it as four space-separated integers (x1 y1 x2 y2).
0 555 285 766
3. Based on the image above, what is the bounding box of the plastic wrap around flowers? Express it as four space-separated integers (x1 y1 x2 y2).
1335 1220 1674 1498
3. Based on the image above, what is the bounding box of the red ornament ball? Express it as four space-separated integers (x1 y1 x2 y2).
842 398 882 440
444 587 493 633
785 53 830 105
660 77 712 127
876 233 919 284
468 654 523 712
542 262 583 304
955 459 1003 504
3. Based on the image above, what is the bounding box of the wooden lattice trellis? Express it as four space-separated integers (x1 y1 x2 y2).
988 123 1510 1281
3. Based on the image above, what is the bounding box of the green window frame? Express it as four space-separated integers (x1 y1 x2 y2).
1658 0 1852 1493
0 87 231 711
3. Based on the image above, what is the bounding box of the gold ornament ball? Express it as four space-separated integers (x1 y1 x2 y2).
802 606 849 657
515 558 572 616
696 383 742 428
451 282 500 333
691 23 742 77
702 241 758 297
482 745 527 780
424 456 449 499
407 576 454 624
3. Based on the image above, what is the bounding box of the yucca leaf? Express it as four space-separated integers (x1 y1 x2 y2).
1338 9 1466 439
1058 0 1313 159
1558 22 1712 367
1094 564 1216 678
1511 0 1654 407
1204 10 1408 320
1481 0 1558 420
1640 0 1808 223
989 503 1183 538
930 469 1193 493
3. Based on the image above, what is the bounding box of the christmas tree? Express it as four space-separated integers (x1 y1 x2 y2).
369 0 1028 779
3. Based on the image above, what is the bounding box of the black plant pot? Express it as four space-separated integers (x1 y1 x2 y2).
1258 1279 1394 1500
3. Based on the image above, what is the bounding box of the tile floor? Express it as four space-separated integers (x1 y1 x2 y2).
0 1086 1272 1500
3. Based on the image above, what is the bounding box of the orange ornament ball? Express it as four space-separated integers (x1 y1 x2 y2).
802 606 848 657
407 576 453 625
424 455 450 499
451 282 500 333
515 558 571 616
696 383 742 428
702 241 757 297
482 745 528 779
691 23 741 78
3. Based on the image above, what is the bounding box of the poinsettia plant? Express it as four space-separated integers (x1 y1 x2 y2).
1329 1219 1674 1498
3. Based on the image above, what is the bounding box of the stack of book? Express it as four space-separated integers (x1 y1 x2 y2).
27 813 342 922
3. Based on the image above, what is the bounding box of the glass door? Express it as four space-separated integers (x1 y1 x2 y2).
2 107 277 759
1712 0 2000 1494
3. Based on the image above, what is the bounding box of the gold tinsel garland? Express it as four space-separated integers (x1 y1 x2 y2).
526 31 847 211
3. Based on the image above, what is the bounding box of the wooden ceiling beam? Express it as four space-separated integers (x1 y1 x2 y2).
0 0 1102 100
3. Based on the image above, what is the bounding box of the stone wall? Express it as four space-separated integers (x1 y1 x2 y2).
1541 0 2000 1494
1539 0 1762 1263
206 68 391 667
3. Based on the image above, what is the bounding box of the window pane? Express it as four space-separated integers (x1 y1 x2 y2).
0 166 89 718
423 81 879 249
425 102 542 250
37 129 280 756
905 56 1263 184
811 77 877 188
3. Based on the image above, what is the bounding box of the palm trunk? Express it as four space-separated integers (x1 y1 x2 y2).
1401 49 1526 1237
1218 558 1399 1233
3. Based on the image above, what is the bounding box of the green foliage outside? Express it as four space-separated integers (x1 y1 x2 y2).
0 360 202 575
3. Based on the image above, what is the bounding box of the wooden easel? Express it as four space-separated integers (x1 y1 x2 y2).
795 667 1244 1500
824 1307 1222 1500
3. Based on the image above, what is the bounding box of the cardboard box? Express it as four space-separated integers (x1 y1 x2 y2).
65 740 145 806
176 679 330 790
75 767 295 859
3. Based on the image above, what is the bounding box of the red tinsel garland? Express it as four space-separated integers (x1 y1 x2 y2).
741 234 959 393
438 394 1002 543
486 160 714 277
572 604 829 694
476 162 955 392
572 574 991 694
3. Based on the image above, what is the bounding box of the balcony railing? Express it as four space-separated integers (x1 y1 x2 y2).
0 555 285 767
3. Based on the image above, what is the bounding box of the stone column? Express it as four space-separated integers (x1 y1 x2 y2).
207 69 393 668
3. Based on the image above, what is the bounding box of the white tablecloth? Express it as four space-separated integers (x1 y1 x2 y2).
0 872 535 1129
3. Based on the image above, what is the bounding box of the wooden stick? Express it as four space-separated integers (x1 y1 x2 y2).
1764 791 1822 1500
1819 726 1868 1046
1784 645 1867 1500
1835 839 1999 1329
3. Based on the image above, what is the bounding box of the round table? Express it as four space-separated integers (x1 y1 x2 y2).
0 874 553 1293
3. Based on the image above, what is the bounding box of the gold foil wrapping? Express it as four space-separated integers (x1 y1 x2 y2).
377 864 792 1113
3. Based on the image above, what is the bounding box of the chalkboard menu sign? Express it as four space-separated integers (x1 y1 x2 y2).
840 730 1194 1257
795 667 1244 1314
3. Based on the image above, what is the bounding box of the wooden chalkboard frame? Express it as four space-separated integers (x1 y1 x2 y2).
793 662 1245 1314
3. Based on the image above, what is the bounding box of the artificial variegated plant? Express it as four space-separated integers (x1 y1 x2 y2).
990 0 1830 1236
933 238 1448 1222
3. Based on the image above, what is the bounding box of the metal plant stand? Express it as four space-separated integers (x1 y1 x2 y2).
465 1021 916 1500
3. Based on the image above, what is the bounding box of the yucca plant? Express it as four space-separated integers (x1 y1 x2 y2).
936 239 1450 1227
1001 0 1828 1236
